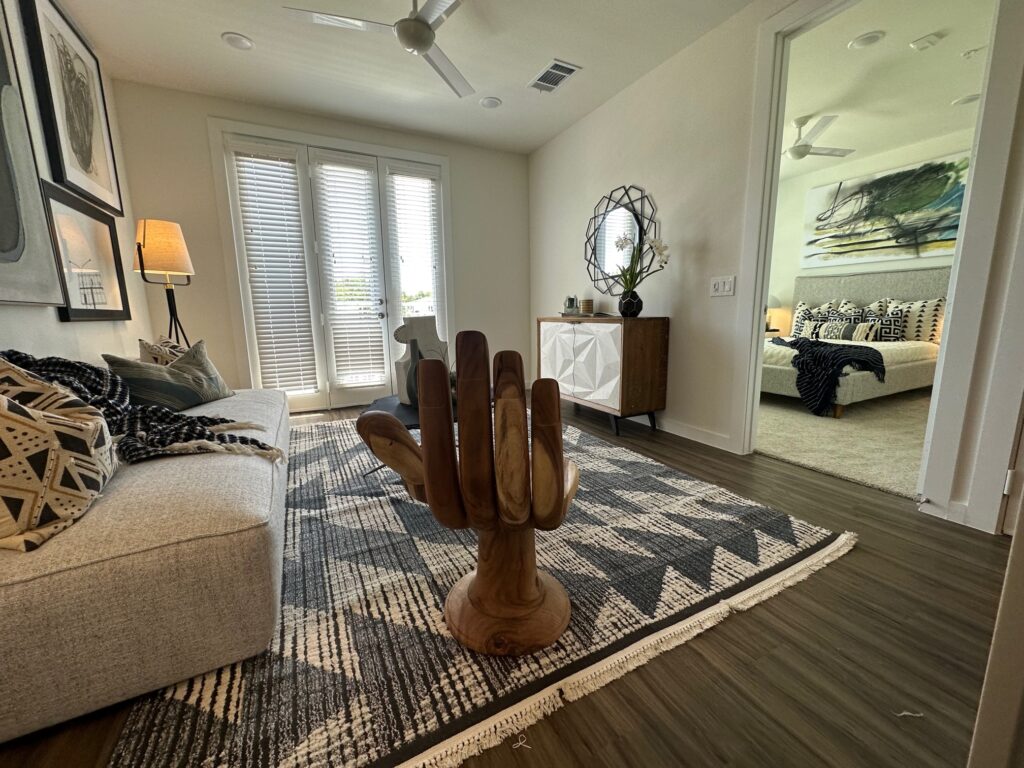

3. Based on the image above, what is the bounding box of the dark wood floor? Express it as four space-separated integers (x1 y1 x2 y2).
0 406 1009 768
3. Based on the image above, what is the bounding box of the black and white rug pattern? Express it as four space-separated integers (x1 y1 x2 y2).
110 420 854 768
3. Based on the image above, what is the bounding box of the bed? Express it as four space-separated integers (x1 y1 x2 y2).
760 267 950 417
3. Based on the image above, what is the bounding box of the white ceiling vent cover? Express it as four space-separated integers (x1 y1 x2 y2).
528 59 582 93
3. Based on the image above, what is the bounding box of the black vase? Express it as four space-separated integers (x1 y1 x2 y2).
406 339 423 407
618 291 643 318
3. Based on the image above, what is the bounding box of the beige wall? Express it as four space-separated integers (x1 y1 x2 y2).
768 129 974 318
113 80 530 389
0 0 151 362
528 0 790 448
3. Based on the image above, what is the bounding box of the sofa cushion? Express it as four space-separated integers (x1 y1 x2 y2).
103 340 233 410
0 361 117 552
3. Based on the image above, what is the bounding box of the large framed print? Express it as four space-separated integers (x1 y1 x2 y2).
802 151 970 269
0 1 62 305
42 180 130 321
19 0 123 215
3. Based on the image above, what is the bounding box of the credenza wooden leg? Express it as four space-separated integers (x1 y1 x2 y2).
609 414 620 436
647 412 657 431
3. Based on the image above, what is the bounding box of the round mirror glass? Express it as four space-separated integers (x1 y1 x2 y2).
595 206 640 276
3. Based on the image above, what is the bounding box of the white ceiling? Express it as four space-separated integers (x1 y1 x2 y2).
780 0 994 178
61 0 751 153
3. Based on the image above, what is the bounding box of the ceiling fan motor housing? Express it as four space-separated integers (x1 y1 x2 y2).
395 17 435 54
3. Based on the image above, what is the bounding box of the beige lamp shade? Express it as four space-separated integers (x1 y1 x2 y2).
134 219 195 276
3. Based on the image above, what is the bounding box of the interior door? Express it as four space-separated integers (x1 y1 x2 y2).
308 148 393 407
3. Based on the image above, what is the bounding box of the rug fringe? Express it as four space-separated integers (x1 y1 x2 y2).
404 532 857 767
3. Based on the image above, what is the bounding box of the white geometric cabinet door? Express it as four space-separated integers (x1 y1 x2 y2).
572 322 622 409
539 321 577 398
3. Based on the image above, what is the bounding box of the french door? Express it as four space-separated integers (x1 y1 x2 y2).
228 137 447 410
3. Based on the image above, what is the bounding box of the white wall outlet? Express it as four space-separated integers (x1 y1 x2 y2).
710 275 735 297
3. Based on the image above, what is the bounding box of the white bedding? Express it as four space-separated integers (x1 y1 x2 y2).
763 338 940 368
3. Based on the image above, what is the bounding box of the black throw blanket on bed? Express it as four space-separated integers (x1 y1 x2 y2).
1 350 282 464
770 337 886 417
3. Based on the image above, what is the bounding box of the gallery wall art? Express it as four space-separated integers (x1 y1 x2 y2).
802 151 970 269
0 1 62 306
19 0 123 215
42 180 130 321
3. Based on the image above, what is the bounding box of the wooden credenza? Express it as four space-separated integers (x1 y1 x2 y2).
536 316 669 435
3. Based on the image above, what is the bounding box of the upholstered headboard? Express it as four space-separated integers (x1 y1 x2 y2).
792 267 952 308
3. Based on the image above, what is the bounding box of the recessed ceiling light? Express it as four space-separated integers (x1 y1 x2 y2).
951 93 981 107
479 96 502 109
221 32 254 51
848 30 885 49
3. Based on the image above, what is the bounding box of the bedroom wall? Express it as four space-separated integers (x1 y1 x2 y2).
528 0 793 450
112 80 531 389
768 129 976 321
0 0 152 363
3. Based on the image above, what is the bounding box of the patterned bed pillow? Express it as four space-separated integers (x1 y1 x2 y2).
863 298 891 317
866 310 904 342
104 340 233 411
818 321 849 340
888 298 945 343
0 361 117 552
792 300 838 336
139 336 189 366
828 307 865 324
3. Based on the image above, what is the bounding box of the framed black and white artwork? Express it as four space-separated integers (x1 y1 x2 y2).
0 2 62 306
19 0 123 215
42 181 130 321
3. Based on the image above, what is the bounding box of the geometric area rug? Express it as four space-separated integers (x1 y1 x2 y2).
109 420 855 768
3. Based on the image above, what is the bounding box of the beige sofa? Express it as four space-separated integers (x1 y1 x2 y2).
0 389 289 742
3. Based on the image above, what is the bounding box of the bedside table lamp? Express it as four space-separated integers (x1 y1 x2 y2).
135 219 195 346
765 294 781 332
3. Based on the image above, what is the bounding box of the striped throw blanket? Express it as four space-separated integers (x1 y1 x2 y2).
1 351 283 464
770 338 885 416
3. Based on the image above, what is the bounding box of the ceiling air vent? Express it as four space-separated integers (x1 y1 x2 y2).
528 59 582 93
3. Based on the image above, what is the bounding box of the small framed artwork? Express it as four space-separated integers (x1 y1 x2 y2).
42 181 130 321
19 0 123 215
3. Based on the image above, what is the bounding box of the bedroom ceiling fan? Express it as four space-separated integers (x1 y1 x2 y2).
783 115 855 160
285 0 474 97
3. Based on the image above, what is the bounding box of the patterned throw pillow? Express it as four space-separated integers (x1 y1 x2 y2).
863 298 891 317
888 298 945 343
818 321 849 340
0 361 117 552
792 300 839 336
139 336 189 366
867 309 904 342
103 340 233 410
851 322 877 342
828 308 865 324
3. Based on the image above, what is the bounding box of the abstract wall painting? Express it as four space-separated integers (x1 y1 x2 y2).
0 2 62 305
42 180 129 321
20 0 123 215
802 151 970 269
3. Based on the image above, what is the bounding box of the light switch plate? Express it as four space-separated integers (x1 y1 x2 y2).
711 275 735 297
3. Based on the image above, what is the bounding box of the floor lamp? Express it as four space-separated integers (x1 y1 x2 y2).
135 219 195 347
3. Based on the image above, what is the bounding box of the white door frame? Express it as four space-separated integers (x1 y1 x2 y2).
734 0 1024 533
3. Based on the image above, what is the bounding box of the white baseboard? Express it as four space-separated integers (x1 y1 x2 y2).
648 415 736 453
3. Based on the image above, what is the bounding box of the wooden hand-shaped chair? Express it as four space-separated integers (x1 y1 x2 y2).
356 330 579 655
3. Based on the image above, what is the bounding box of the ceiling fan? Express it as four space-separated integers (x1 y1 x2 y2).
286 0 474 97
783 115 855 160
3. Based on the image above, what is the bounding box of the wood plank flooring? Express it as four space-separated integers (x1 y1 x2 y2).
0 405 1008 768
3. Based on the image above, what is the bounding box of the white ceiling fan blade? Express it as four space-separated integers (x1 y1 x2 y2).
285 7 393 33
418 0 462 29
808 147 855 157
799 115 838 147
422 44 474 97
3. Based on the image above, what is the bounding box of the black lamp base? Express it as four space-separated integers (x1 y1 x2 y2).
165 286 190 347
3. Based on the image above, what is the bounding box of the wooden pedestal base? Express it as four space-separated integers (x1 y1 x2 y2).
445 570 571 656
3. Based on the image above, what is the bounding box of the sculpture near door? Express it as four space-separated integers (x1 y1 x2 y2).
357 331 579 655
393 316 448 406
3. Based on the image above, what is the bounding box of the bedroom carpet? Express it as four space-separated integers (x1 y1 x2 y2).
108 419 852 768
757 389 932 498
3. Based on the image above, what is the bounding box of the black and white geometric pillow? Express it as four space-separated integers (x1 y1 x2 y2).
888 298 945 343
139 336 189 366
867 310 904 342
792 300 838 336
818 321 850 340
828 307 865 324
863 298 891 317
0 361 117 552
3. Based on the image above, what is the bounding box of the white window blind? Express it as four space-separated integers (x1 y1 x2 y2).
311 152 388 388
233 149 320 394
384 161 447 340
